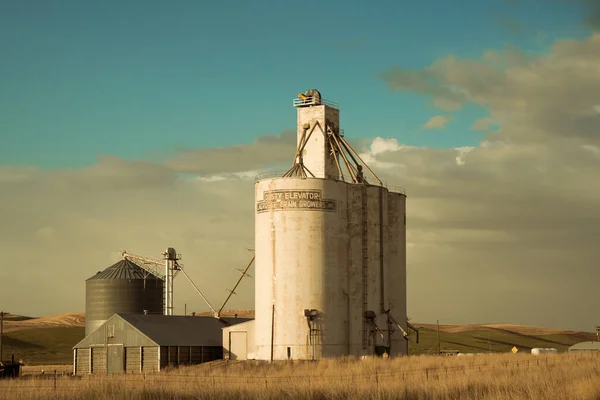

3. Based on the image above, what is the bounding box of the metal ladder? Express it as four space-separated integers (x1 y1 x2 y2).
361 185 369 349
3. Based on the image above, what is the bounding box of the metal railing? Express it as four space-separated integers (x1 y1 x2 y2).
255 170 287 181
384 185 406 195
254 171 406 195
293 97 339 109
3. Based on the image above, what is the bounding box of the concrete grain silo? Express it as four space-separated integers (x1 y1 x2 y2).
252 90 409 360
85 259 164 335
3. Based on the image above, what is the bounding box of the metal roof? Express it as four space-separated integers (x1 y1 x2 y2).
569 341 600 351
119 314 252 346
87 259 161 281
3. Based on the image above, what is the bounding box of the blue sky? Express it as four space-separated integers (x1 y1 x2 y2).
0 0 592 168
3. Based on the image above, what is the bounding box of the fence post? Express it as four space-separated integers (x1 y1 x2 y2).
54 370 57 391
426 368 429 380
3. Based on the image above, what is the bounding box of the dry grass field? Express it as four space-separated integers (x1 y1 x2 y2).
2 353 600 400
1 313 84 333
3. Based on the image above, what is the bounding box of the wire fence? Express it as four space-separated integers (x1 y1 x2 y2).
3 352 599 393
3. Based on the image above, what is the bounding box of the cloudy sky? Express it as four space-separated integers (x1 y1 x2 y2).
1 0 599 331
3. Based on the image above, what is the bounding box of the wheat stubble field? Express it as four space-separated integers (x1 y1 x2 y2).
3 353 600 400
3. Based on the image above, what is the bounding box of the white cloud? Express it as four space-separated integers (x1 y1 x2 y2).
422 115 452 129
470 117 496 131
35 227 55 241
455 146 475 165
2 33 600 330
370 137 401 155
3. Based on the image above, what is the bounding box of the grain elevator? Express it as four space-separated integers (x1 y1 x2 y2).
248 90 409 360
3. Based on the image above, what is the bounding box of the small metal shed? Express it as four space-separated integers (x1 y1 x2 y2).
73 314 250 374
222 320 256 360
568 341 600 353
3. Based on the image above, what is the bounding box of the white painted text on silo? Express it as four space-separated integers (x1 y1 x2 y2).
257 189 337 212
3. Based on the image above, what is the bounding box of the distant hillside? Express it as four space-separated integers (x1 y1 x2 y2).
2 314 36 322
409 324 597 355
2 312 85 333
1 327 85 365
2 312 596 364
414 323 585 336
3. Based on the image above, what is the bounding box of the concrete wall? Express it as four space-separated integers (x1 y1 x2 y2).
254 177 407 360
255 178 349 360
386 192 408 356
296 104 340 180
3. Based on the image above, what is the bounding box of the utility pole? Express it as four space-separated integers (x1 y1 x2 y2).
0 311 6 363
436 320 441 355
595 326 600 342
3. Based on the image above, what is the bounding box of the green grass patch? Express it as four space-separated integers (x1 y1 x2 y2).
2 315 35 321
408 327 595 355
2 327 84 365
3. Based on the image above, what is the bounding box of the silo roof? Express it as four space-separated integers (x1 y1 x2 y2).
87 259 161 281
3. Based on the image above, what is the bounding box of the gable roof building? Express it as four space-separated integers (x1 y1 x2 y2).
568 341 600 353
73 314 251 374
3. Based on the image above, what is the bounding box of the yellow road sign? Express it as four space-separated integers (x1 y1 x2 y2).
511 346 518 354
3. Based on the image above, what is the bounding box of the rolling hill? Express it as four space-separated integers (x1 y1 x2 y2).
409 323 596 355
2 312 85 333
1 312 595 365
1 313 86 364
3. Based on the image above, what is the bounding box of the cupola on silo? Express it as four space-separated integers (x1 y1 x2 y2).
85 259 163 335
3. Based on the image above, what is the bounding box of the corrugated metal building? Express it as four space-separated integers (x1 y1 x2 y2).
568 341 600 353
73 314 250 374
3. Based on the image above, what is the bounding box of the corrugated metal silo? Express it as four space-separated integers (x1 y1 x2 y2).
85 259 163 336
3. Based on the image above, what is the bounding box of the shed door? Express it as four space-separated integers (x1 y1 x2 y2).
107 345 124 373
230 332 247 361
